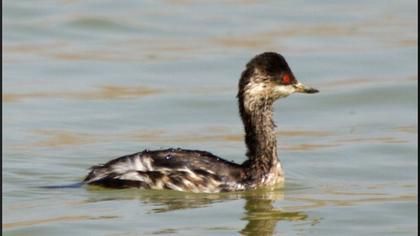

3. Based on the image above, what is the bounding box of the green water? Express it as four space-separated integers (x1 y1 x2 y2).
3 0 418 235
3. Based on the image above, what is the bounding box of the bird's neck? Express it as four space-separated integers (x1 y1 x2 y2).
238 95 282 181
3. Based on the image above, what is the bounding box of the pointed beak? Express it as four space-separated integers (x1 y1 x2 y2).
294 82 319 94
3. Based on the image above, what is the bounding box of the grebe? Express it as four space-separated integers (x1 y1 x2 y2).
83 52 319 193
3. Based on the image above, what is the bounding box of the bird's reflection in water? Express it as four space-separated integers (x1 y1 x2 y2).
240 189 308 236
86 185 312 235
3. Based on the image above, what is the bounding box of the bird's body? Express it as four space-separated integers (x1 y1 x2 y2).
83 52 318 193
84 148 284 193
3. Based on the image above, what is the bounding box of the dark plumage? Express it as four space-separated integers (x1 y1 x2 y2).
83 52 319 193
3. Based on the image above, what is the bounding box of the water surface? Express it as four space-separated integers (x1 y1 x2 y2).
3 0 418 235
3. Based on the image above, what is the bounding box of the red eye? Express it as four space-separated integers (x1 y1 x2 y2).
282 74 291 84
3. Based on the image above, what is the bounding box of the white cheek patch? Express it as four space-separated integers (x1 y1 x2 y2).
247 83 266 95
272 85 295 98
243 82 268 112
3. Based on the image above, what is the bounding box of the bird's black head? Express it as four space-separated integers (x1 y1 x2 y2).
238 52 319 106
246 52 293 78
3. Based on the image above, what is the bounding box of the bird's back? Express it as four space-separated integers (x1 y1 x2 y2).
83 148 245 193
